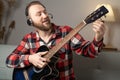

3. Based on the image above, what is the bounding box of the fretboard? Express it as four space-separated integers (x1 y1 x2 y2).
44 21 86 59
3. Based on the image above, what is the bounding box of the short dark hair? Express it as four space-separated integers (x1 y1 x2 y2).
25 1 46 16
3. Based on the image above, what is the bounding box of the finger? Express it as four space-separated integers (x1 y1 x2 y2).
37 61 47 68
93 21 105 31
39 57 48 62
96 19 104 23
94 20 104 26
37 51 48 56
93 22 102 27
39 57 50 63
93 27 100 34
46 59 50 62
93 26 104 34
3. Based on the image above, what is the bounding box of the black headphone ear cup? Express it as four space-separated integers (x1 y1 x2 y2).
27 18 33 26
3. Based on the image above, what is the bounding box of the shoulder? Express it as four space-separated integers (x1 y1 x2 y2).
53 23 72 30
22 31 38 40
55 24 73 33
60 25 73 31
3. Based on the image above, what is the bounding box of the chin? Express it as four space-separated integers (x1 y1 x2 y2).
44 23 52 28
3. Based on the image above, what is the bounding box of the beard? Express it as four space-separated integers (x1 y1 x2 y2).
33 21 52 31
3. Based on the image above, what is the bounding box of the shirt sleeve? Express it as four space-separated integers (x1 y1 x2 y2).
6 35 31 68
70 33 104 58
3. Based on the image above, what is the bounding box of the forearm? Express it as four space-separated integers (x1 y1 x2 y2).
6 41 31 68
71 35 104 58
79 39 104 58
6 53 31 68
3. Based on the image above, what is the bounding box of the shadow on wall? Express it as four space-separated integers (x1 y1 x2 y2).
113 7 120 24
0 0 22 44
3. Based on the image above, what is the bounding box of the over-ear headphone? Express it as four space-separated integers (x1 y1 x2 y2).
25 5 33 26
27 18 33 26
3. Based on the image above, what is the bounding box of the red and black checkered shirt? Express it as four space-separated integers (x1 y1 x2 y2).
6 23 104 80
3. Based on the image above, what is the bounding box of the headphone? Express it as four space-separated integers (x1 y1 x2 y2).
25 7 33 26
26 17 33 26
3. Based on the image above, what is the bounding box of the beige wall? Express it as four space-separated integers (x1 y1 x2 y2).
2 0 120 50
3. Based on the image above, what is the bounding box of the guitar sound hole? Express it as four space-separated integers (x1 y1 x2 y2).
37 45 49 52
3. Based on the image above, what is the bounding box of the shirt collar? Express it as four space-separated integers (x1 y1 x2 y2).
34 23 61 40
52 23 62 38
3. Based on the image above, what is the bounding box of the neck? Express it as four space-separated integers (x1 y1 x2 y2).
39 29 52 37
37 28 53 43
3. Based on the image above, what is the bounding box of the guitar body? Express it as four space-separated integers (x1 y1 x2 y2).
13 46 59 80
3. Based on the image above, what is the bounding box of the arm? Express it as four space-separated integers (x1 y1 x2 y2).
6 35 31 68
6 33 48 68
71 20 105 58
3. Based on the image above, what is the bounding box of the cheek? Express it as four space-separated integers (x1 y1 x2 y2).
31 15 41 22
32 18 42 25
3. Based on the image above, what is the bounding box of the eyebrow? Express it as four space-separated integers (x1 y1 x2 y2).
36 9 47 14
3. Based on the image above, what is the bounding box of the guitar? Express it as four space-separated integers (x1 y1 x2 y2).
13 6 108 80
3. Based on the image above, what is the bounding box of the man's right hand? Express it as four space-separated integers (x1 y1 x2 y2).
28 51 49 68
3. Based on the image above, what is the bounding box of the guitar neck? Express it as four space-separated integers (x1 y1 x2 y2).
44 21 86 59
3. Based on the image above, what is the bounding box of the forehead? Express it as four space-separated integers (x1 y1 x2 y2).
29 4 45 14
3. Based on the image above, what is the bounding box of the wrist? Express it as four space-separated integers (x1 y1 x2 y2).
95 34 103 42
28 55 32 63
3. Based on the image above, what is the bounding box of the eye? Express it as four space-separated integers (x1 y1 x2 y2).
43 10 48 15
36 10 48 16
36 12 42 16
38 13 42 16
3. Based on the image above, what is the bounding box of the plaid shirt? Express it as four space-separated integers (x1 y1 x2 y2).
6 23 104 80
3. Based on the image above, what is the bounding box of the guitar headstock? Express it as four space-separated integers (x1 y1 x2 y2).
84 6 109 24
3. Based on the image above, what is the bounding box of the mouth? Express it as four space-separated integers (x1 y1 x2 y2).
43 19 50 24
43 20 49 23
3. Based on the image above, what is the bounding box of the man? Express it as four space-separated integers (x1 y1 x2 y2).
6 1 105 80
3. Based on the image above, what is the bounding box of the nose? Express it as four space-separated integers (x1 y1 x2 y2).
42 12 48 18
